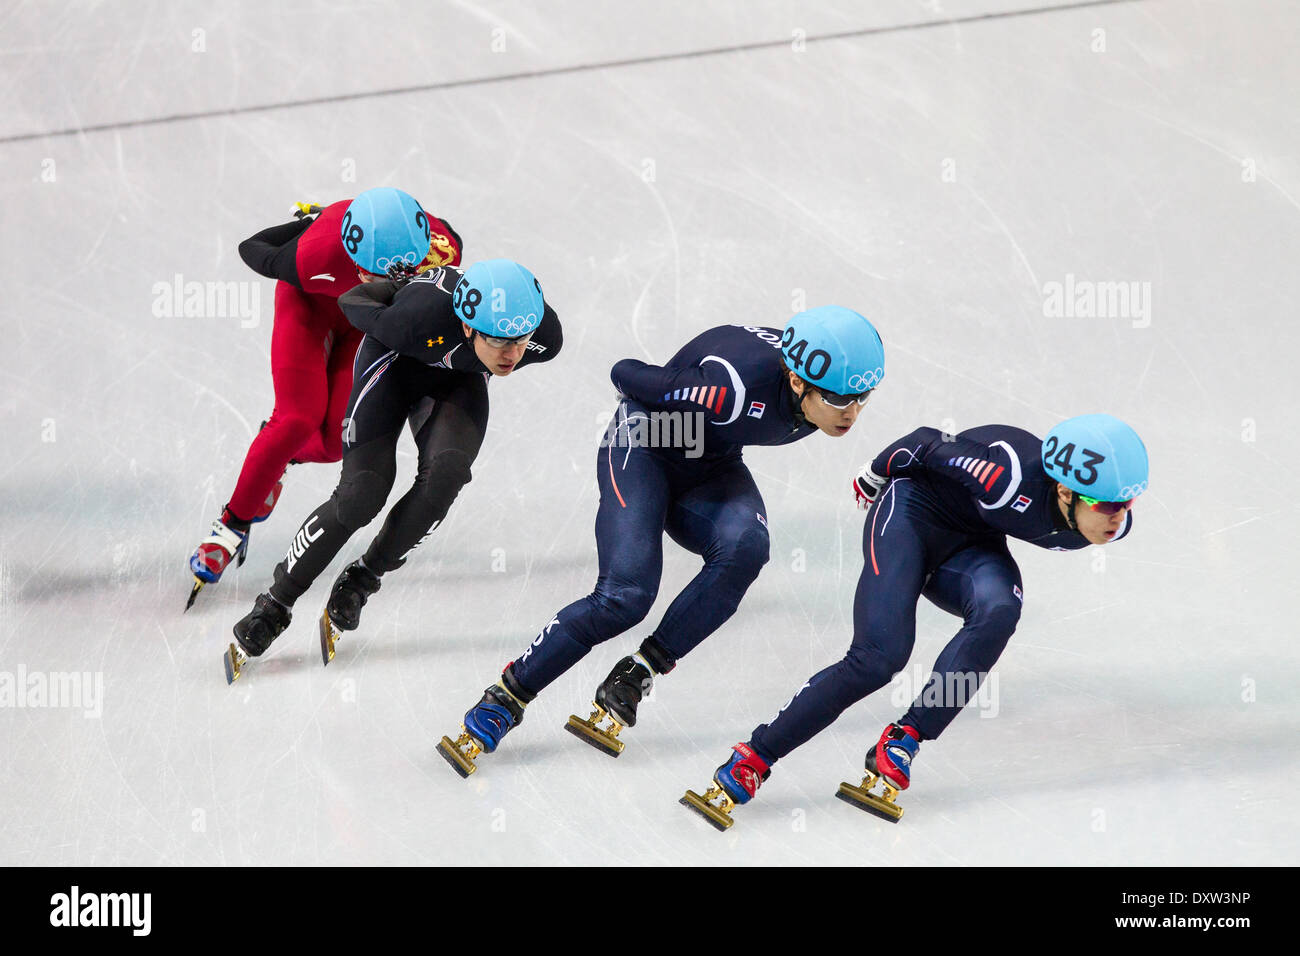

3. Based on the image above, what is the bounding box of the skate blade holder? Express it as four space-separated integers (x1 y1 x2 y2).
319 609 339 666
835 771 905 823
223 643 247 685
438 729 484 778
564 705 626 757
680 784 738 832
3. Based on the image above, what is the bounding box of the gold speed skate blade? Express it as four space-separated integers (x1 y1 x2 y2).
319 608 339 666
680 784 738 832
438 731 483 778
223 642 247 685
836 772 905 823
564 705 626 757
185 577 205 612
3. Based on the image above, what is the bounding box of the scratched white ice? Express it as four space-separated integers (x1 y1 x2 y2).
1 0 1296 865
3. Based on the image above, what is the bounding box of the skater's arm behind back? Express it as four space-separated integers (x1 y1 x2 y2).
238 217 313 287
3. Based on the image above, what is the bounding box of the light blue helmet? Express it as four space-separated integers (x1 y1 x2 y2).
341 187 431 275
780 306 885 395
453 259 545 337
1043 414 1149 500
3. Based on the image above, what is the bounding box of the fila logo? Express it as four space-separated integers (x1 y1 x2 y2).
747 401 766 419
1011 494 1033 512
1013 584 1023 602
284 516 324 572
310 273 336 282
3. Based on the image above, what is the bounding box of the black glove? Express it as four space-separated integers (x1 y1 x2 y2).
384 260 420 285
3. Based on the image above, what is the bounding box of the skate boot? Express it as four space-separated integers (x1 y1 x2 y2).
836 722 921 823
185 508 250 611
566 653 654 757
681 743 772 832
225 593 292 683
318 560 381 665
439 674 533 778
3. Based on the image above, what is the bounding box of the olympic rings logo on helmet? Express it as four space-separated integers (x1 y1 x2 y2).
1117 480 1148 499
495 314 536 336
373 251 420 273
847 368 883 392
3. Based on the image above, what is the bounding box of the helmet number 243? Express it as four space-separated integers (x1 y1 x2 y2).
1043 436 1105 486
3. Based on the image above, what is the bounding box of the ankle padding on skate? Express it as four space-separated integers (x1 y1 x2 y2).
637 636 676 675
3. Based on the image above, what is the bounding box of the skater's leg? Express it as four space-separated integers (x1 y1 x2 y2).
227 283 333 520
900 544 1023 740
359 373 489 572
292 312 362 465
641 459 771 668
267 337 407 606
748 479 930 763
506 403 672 696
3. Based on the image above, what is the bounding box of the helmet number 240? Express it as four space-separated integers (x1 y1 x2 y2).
1043 436 1105 486
780 327 831 381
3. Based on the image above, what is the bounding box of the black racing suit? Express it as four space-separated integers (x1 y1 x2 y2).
268 266 562 605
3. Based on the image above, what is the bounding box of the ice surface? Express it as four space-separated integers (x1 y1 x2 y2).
1 0 1297 865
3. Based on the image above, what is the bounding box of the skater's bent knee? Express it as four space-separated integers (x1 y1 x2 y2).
317 430 343 463
267 413 321 444
842 643 908 690
419 448 474 488
591 581 656 629
335 469 392 529
728 525 771 573
972 600 1022 637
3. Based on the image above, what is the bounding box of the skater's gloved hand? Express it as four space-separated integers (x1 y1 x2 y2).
853 463 887 512
292 202 324 220
384 260 420 285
